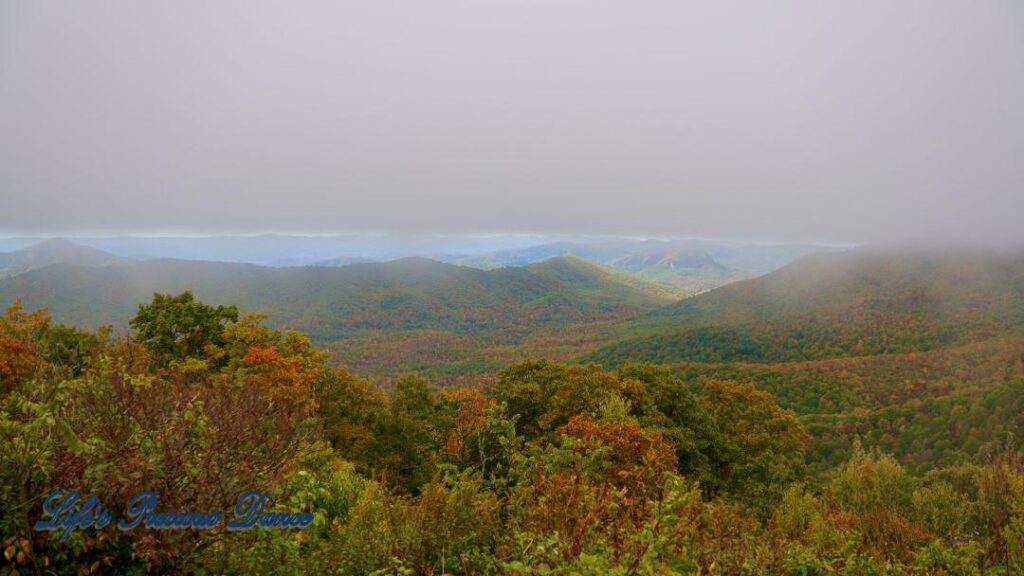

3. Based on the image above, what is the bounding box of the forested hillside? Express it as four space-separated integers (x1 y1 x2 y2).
577 247 1024 535
586 247 1024 365
0 244 674 378
0 238 131 278
0 255 668 331
4 292 1024 575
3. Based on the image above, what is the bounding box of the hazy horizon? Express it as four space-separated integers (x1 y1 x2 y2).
0 232 852 268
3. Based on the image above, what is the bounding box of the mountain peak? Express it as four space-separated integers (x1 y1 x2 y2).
31 237 79 250
526 254 678 304
611 247 725 271
531 253 600 268
0 238 131 277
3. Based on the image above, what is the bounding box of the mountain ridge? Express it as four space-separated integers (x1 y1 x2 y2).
584 246 1024 366
0 249 674 369
0 238 133 277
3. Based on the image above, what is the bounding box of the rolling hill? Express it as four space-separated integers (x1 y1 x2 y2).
609 247 726 270
0 242 675 377
0 238 132 277
584 246 1024 366
452 239 840 296
0 254 673 332
523 254 680 303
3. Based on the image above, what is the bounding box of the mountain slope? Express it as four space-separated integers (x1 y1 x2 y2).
455 239 841 297
584 247 1024 365
0 254 674 354
524 255 679 305
611 250 725 270
0 238 132 277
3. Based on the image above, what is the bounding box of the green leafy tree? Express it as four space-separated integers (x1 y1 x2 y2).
495 360 629 439
130 291 238 366
316 365 387 462
617 363 729 491
41 324 97 377
701 379 810 510
359 376 455 493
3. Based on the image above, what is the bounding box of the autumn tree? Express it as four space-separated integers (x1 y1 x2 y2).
617 363 729 491
0 300 49 394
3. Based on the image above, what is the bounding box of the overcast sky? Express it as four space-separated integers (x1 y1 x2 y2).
1 1 1021 243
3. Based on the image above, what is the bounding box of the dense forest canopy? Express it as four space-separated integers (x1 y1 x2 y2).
3 283 1024 574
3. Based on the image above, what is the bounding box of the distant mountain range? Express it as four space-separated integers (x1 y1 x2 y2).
0 234 843 298
448 238 841 296
610 247 726 270
0 239 678 377
0 246 669 330
451 238 836 275
15 238 1018 381
0 234 553 266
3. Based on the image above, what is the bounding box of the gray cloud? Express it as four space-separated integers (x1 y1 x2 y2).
1 0 1022 243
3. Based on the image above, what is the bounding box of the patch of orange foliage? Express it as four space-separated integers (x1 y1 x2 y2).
442 387 495 455
0 300 49 392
